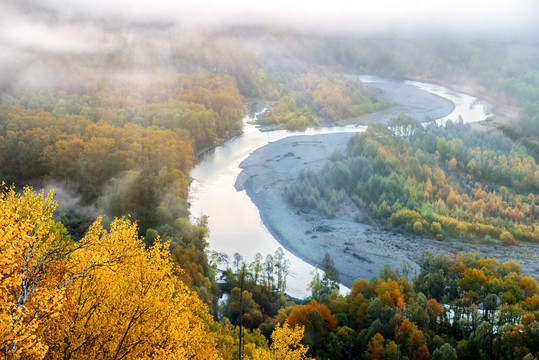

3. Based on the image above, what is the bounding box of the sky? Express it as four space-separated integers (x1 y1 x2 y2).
1 0 538 55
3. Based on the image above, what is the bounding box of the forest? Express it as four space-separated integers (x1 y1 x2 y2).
0 35 403 323
1 2 539 357
2 186 539 359
286 117 539 244
259 75 391 130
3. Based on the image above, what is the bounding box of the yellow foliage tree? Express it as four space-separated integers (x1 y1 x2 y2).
364 333 385 360
0 185 68 359
375 279 406 311
0 184 219 359
250 323 312 360
47 217 219 359
413 220 423 233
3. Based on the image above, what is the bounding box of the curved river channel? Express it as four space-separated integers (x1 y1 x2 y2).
188 76 492 298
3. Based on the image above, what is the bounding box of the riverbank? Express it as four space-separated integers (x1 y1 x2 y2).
236 131 539 287
235 133 412 286
190 76 528 297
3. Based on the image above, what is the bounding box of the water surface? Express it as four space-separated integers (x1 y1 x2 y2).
188 77 491 298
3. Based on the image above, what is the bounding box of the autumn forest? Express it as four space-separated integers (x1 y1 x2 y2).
2 1 539 359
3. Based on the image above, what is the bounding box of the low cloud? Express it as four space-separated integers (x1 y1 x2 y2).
2 0 538 46
0 0 537 88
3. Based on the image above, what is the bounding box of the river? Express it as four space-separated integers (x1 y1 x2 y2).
188 76 492 298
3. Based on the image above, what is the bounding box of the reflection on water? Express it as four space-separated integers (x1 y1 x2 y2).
188 77 491 298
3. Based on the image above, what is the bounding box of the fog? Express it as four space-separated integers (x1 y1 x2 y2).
1 0 538 53
0 0 537 90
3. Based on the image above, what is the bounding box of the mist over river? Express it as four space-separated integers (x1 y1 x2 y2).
188 76 492 298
